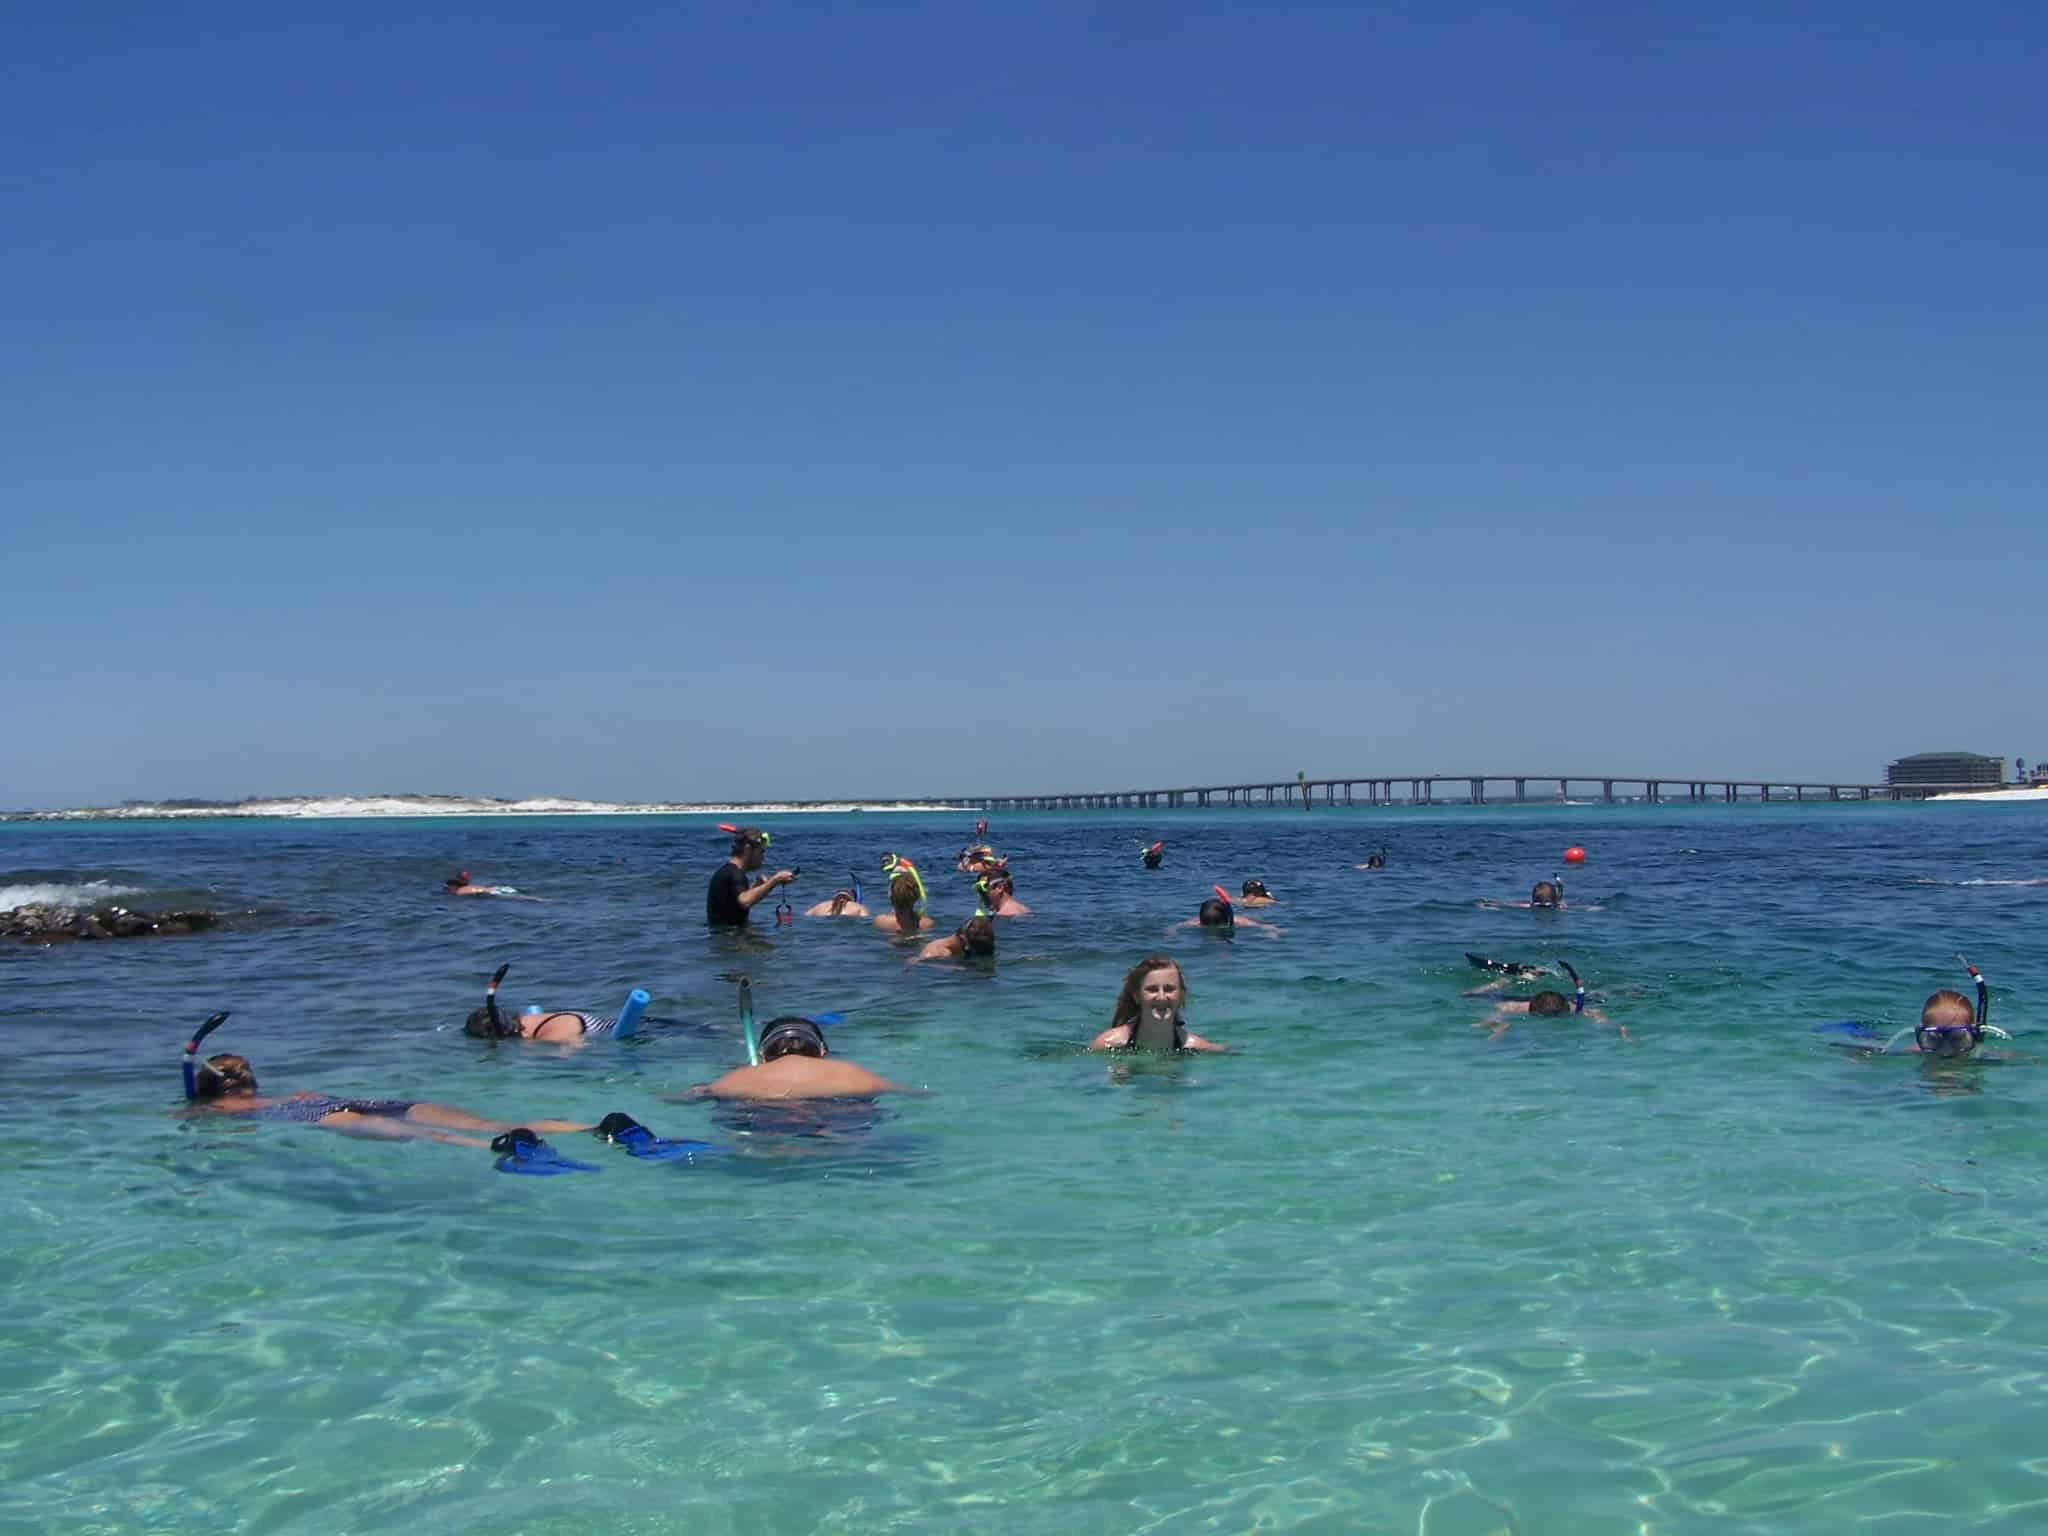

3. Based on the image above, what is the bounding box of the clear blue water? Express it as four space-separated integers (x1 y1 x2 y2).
4 804 2046 1533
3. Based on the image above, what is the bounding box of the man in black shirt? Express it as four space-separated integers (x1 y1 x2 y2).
707 827 796 926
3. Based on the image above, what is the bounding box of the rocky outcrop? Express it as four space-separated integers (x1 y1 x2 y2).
1 903 218 943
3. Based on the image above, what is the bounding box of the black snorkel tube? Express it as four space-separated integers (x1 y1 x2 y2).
484 963 513 1038
1957 954 2009 1040
182 1011 230 1099
1558 960 1586 1014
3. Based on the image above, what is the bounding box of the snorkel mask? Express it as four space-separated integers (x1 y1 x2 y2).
1916 955 2007 1055
756 1016 830 1060
1532 874 1563 909
1242 879 1270 900
182 1011 231 1099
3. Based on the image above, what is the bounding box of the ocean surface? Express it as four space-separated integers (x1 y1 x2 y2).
4 803 2045 1534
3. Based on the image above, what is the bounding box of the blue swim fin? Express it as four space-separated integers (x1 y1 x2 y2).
491 1128 600 1175
594 1112 723 1164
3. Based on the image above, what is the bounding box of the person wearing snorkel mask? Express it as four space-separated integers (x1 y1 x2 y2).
1090 956 1226 1053
444 871 542 901
804 888 870 918
1910 989 1987 1057
707 827 797 928
184 1052 596 1143
1237 878 1276 908
1477 876 1601 913
978 871 1031 917
669 1016 909 1101
956 845 1007 875
1471 961 1623 1040
871 859 935 934
1168 889 1280 937
915 914 997 963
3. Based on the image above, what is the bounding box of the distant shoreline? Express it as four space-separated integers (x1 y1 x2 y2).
0 794 960 823
1928 785 2048 803
5 786 2042 822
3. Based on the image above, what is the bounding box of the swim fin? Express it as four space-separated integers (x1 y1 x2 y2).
491 1127 601 1175
593 1111 722 1164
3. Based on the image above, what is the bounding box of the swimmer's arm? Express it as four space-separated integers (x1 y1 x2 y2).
1182 1032 1226 1052
1462 980 1511 996
657 1084 716 1102
1090 1025 1135 1050
1165 919 1200 934
910 936 958 962
736 872 796 911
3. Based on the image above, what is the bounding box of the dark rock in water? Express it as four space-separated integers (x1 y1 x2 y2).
0 902 219 943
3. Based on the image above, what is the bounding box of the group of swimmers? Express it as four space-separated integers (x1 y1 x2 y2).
181 823 2014 1173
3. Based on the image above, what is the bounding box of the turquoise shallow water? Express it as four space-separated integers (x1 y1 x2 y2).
4 804 2047 1533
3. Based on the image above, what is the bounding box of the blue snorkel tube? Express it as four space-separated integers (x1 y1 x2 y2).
1558 960 1586 1015
851 872 862 907
738 974 760 1065
182 1011 230 1099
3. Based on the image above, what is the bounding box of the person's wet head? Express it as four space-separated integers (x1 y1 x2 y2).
828 889 856 914
1112 954 1189 1050
1916 988 1981 1057
445 871 469 892
957 915 996 956
730 828 769 871
889 874 921 926
757 1016 828 1061
1527 990 1573 1017
1241 879 1270 900
464 1006 519 1039
1530 880 1561 908
1197 897 1235 929
194 1053 257 1098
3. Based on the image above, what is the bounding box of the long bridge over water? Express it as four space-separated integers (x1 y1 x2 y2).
911 775 1976 812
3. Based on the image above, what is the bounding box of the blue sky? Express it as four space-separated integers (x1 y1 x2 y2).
5 2 2043 808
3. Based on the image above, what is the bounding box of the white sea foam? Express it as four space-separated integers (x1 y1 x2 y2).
1930 785 2048 803
13 795 962 822
0 879 139 910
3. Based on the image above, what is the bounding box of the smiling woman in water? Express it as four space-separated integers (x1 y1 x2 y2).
1091 955 1225 1053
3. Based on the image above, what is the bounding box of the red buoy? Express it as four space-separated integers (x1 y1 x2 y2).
1563 846 1586 864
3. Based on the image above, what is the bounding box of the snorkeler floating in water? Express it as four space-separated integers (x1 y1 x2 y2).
1170 887 1281 938
462 964 648 1042
664 978 910 1101
1818 957 2016 1059
956 844 1008 875
1471 961 1624 1041
915 914 996 963
1356 848 1387 871
1090 955 1225 1052
1477 875 1602 912
181 1012 598 1146
1464 953 1551 985
1237 878 1276 908
1139 841 1165 870
804 874 871 918
444 871 542 901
